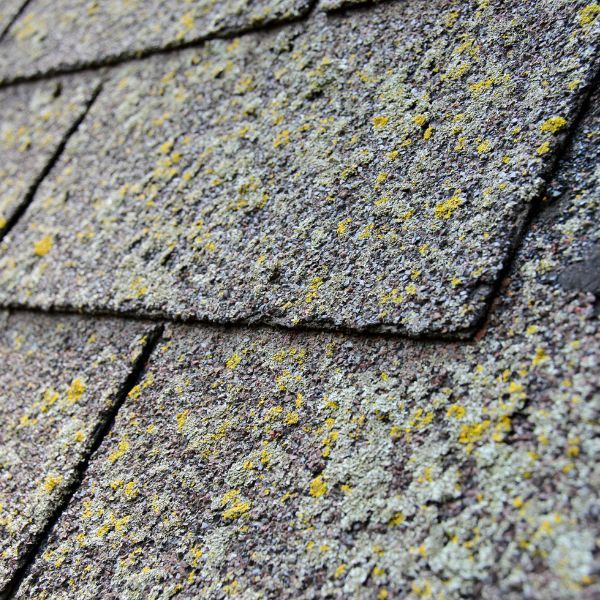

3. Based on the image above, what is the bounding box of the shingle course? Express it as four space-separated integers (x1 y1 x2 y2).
0 0 314 82
0 0 597 337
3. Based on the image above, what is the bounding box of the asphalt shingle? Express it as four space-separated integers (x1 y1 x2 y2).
14 90 599 598
0 312 157 594
0 0 596 338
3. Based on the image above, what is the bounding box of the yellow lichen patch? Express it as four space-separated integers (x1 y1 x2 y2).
540 116 567 134
379 288 403 306
285 411 300 425
190 545 203 567
0 216 6 230
359 223 375 240
43 473 63 494
537 141 551 156
179 12 195 30
176 409 189 432
305 276 324 303
434 190 463 219
108 438 130 464
531 346 549 366
423 126 433 140
468 78 494 96
477 139 491 153
33 235 53 257
374 172 389 189
225 352 242 369
19 414 37 427
458 420 491 451
446 404 466 419
580 4 600 26
389 512 405 526
159 139 174 154
372 116 389 129
124 481 138 500
337 217 352 236
40 388 59 412
222 500 250 521
273 129 290 148
67 378 85 404
128 384 142 400
309 475 327 498
412 114 427 127
334 564 346 578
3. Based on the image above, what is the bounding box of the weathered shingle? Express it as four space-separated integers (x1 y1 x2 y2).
0 77 98 236
0 312 156 593
14 91 599 598
0 0 313 82
0 0 596 338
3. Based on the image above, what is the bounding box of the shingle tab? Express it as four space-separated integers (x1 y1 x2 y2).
0 0 597 337
0 77 99 236
13 90 599 597
0 312 156 593
0 0 314 82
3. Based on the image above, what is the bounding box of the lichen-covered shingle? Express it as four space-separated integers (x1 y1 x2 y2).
15 91 599 599
0 77 99 236
0 312 156 593
0 0 597 338
0 0 314 82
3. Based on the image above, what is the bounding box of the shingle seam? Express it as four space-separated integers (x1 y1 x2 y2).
471 63 600 341
0 0 320 90
0 306 467 347
0 323 164 600
0 0 32 43
0 81 103 245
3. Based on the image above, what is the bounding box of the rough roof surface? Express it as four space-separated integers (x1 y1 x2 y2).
0 1 598 599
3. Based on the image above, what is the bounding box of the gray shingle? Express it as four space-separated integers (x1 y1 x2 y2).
0 77 99 237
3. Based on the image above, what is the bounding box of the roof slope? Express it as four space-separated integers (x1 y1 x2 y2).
0 1 598 598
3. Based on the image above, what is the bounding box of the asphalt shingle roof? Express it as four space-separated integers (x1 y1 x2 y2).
0 1 598 598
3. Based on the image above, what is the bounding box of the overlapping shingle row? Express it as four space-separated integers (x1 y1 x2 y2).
0 1 597 598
